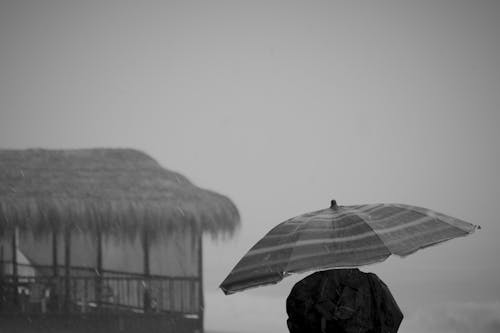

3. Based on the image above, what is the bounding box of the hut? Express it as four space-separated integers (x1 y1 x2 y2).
0 148 240 333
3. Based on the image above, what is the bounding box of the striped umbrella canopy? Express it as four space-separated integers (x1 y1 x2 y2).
220 200 479 295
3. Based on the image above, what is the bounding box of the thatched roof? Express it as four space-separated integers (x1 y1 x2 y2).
0 148 240 238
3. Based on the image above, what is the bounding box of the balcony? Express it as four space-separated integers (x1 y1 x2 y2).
0 263 203 333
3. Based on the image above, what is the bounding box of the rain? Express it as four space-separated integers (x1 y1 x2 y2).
1 1 499 333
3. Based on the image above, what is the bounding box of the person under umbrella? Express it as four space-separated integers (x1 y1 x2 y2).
220 199 478 332
286 268 402 333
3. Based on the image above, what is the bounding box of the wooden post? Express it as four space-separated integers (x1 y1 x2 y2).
95 231 103 309
50 228 60 312
11 228 19 308
198 234 204 333
97 232 103 274
64 227 71 313
11 228 18 278
142 229 150 276
52 229 58 277
142 228 151 312
0 244 4 276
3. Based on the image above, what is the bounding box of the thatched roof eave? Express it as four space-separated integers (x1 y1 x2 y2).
0 148 240 239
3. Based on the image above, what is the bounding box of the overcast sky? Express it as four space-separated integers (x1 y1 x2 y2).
1 1 499 332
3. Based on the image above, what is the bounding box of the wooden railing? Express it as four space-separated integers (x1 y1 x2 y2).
0 271 201 316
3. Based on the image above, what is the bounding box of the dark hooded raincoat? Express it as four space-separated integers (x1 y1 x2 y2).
286 269 403 333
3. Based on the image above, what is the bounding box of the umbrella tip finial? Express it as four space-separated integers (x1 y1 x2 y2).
330 200 337 208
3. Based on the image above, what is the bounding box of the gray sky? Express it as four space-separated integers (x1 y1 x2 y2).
1 1 499 332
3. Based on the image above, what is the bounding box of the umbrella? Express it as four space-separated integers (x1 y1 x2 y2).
286 268 403 333
220 200 478 295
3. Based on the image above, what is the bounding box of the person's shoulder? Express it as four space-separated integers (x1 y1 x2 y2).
365 272 390 288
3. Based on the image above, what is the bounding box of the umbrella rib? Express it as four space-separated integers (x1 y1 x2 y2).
390 203 478 233
282 209 328 274
344 206 392 255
